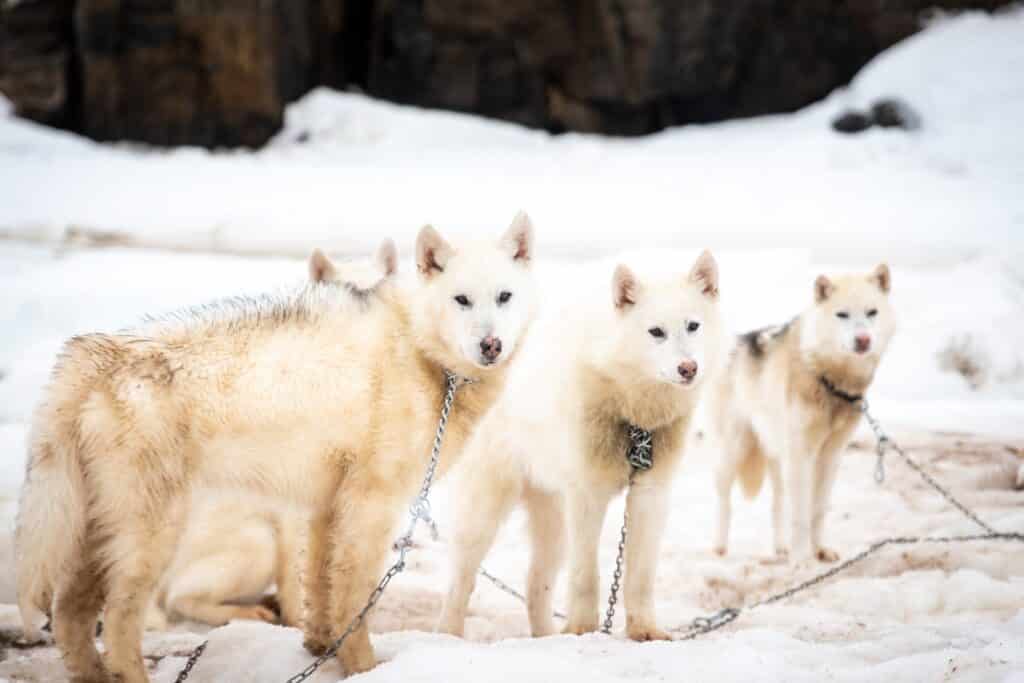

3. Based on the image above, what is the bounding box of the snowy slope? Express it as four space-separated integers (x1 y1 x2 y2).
0 10 1021 262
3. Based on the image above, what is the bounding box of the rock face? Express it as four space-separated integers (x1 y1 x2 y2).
0 0 1009 147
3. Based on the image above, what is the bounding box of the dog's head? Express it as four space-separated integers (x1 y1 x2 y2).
802 264 895 361
308 239 398 290
605 251 723 389
411 212 537 374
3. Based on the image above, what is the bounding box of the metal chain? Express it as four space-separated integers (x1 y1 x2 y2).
172 641 207 683
601 425 655 635
172 371 466 683
478 567 568 621
858 399 996 534
670 401 1021 641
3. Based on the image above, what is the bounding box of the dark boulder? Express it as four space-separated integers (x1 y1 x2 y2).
871 97 922 130
832 110 873 134
0 0 1008 147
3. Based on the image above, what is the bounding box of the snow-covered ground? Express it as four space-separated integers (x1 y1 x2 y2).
1 8 1023 683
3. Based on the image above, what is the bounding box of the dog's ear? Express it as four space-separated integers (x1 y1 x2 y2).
499 211 534 264
814 274 835 303
688 250 719 299
612 264 640 310
309 249 337 284
871 263 891 294
416 225 454 278
376 239 398 278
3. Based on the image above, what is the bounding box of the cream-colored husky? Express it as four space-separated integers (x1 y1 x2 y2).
145 242 400 632
438 253 724 640
709 265 895 563
16 215 537 682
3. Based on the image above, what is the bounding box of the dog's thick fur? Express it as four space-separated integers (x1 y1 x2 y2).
144 244 400 632
709 265 895 562
438 253 724 640
16 216 537 682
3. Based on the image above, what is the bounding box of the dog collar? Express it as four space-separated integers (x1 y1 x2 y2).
818 375 863 404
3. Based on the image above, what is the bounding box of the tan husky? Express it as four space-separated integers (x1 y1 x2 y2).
16 215 538 682
709 265 895 563
145 242 400 632
438 253 724 640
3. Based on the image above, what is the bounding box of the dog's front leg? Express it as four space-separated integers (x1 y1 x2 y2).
623 473 671 641
783 443 815 562
563 485 610 635
324 483 402 676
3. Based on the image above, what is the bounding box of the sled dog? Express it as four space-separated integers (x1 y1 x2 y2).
16 215 537 682
709 265 895 562
438 253 724 640
145 242 400 631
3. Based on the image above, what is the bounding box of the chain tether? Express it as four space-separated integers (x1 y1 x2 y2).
173 370 469 683
670 387 1019 641
600 424 654 635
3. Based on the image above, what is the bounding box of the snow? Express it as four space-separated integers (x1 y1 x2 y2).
1 8 1023 683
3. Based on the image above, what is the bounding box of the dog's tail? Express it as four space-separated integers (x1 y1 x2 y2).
736 446 766 500
16 337 106 639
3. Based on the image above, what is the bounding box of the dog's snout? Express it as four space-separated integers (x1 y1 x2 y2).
677 359 698 382
480 335 503 362
854 334 872 353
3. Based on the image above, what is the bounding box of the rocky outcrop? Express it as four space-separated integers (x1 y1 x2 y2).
0 0 1009 147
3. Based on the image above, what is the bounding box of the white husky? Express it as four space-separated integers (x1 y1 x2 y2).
709 265 895 563
16 215 537 682
438 253 725 640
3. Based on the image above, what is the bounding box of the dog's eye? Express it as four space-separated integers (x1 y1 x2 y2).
454 295 472 307
497 291 512 305
866 308 878 318
836 311 850 319
687 321 701 333
648 327 666 339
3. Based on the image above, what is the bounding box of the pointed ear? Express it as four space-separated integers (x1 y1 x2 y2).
308 248 337 284
814 274 835 303
376 238 398 278
612 264 640 310
871 263 891 293
688 250 719 299
416 225 454 278
499 211 534 264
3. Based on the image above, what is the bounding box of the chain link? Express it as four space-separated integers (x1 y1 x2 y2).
172 641 207 683
601 425 654 635
669 398 1020 641
172 371 467 683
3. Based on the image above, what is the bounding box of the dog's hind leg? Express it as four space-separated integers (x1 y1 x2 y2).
95 459 186 683
711 461 735 557
767 457 787 558
437 459 522 637
52 535 107 683
165 551 277 626
523 484 565 637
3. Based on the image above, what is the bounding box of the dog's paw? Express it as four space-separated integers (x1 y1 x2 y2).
340 644 377 675
626 623 672 642
562 620 598 636
815 547 840 563
234 605 279 624
303 634 331 657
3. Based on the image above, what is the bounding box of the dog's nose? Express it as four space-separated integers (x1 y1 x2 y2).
854 334 872 353
480 335 503 362
678 359 698 382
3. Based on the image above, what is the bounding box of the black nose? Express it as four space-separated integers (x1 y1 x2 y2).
678 359 698 381
480 336 502 362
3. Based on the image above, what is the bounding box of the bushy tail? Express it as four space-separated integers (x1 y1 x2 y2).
736 446 766 500
16 340 100 639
